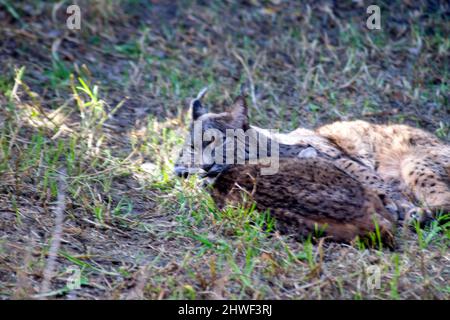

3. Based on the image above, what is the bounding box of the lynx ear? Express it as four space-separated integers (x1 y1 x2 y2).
230 96 249 129
191 87 209 120
192 99 206 120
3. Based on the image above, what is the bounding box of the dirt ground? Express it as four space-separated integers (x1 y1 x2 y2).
0 0 448 299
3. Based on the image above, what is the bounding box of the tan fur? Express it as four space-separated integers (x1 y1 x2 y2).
316 120 450 214
255 123 413 218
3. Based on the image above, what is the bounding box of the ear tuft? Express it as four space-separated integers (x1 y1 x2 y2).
192 99 206 120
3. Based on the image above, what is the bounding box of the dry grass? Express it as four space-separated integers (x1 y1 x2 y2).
0 0 449 299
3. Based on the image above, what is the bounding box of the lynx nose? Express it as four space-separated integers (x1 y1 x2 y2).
174 166 189 178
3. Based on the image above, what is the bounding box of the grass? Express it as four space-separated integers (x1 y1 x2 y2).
0 0 449 299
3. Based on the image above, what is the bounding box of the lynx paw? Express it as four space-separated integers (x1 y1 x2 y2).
403 207 433 225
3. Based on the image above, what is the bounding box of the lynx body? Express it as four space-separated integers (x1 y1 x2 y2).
175 93 450 242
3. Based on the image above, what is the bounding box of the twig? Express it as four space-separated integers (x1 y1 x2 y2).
39 168 67 297
123 266 150 300
232 50 260 110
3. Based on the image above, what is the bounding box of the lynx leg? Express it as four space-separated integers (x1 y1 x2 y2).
401 153 450 219
333 157 415 221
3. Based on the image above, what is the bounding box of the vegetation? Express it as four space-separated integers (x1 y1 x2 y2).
0 0 448 299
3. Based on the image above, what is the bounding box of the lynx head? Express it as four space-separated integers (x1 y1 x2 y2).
174 90 250 178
